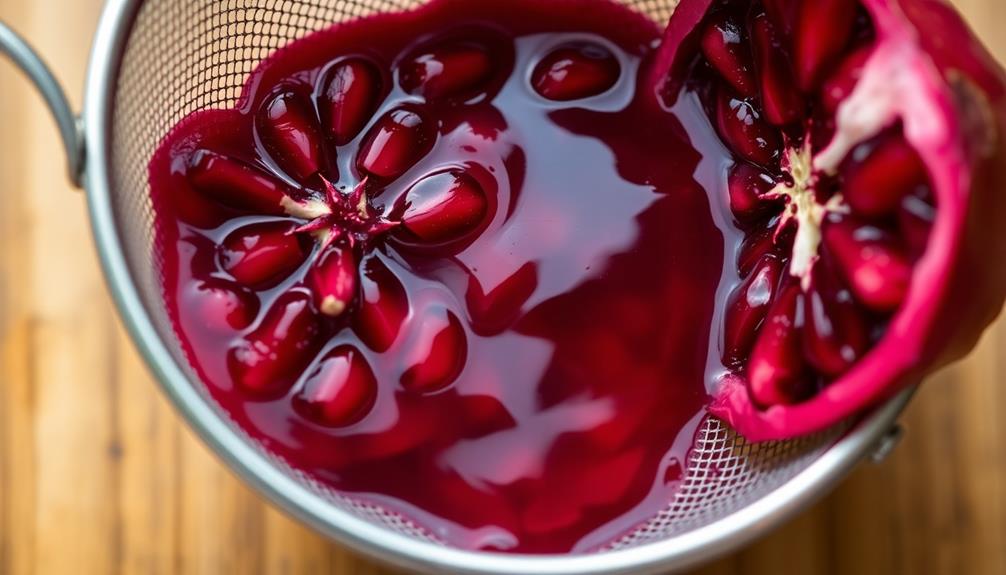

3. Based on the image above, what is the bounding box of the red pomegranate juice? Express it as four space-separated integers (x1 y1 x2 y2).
150 0 742 553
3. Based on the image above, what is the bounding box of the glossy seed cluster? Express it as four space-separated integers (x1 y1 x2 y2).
695 0 937 407
180 38 621 427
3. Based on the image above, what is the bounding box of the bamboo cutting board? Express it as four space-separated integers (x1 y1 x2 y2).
1 0 1004 573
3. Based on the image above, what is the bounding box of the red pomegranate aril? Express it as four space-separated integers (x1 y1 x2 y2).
400 308 467 394
748 284 813 407
841 132 929 218
723 255 784 366
899 187 937 258
715 91 782 166
794 0 858 90
321 58 382 145
825 220 912 313
293 345 377 427
738 225 787 276
191 279 259 333
357 108 433 180
820 45 871 114
228 291 323 396
259 90 324 182
532 43 620 101
751 13 804 127
220 222 307 288
309 245 358 317
801 264 871 377
396 170 488 244
354 255 409 352
728 162 779 223
762 0 798 36
400 43 493 99
187 151 290 215
699 11 757 98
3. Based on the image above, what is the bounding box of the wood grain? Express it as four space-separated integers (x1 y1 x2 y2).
1 1 1004 573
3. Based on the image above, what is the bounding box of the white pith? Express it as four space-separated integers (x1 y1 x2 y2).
275 178 387 319
767 39 928 294
766 142 848 290
282 196 331 220
282 196 336 255
321 295 348 317
814 41 934 177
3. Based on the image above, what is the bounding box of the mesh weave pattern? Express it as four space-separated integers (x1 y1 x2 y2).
108 0 843 552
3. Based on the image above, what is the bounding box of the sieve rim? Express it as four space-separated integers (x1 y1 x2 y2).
81 0 913 573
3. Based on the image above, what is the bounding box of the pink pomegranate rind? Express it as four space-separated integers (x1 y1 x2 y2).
652 0 1006 441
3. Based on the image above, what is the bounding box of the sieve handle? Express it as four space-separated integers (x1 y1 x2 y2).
0 20 84 188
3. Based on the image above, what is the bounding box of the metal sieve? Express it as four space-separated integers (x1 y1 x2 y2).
0 1 913 573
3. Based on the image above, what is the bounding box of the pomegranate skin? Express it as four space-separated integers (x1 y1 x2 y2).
654 0 1006 441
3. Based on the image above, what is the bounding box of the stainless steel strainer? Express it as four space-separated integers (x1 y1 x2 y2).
0 1 914 573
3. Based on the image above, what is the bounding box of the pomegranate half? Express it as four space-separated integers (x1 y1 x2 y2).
651 0 1006 441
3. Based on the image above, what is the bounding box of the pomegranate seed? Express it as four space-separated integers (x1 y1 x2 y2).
762 0 798 36
841 132 929 218
466 262 538 335
820 45 872 114
751 13 804 127
190 279 259 332
899 186 937 258
801 262 870 377
321 58 382 145
395 170 489 244
748 284 813 407
400 43 494 99
723 255 784 366
293 345 377 427
187 150 290 215
728 162 780 224
794 0 858 90
825 220 913 313
258 90 324 182
532 43 620 101
699 11 757 98
357 107 433 180
220 221 307 287
715 90 782 167
400 307 467 394
228 291 323 396
309 245 359 317
353 255 409 352
738 226 789 277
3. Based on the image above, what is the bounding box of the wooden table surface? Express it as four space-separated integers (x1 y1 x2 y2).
2 1 1005 573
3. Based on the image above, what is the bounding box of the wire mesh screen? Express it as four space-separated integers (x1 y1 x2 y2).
107 0 845 553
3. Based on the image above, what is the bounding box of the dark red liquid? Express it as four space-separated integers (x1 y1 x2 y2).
150 0 739 553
